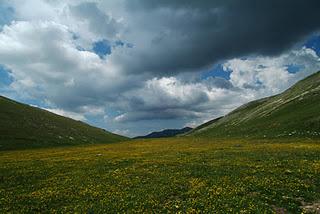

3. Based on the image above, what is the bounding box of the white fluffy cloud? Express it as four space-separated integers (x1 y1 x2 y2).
225 47 320 95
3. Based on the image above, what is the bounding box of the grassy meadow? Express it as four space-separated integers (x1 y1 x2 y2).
0 137 319 213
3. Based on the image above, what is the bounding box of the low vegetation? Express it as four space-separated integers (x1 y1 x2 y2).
1 137 319 213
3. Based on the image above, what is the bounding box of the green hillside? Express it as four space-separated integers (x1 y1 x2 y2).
0 96 128 150
189 71 320 139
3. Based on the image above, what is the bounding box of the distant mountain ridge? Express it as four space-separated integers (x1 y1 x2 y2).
0 96 128 150
134 127 192 139
187 71 320 138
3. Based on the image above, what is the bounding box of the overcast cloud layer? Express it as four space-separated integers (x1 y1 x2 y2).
0 0 320 137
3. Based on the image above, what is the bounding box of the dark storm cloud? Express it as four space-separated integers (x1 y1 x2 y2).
120 0 320 74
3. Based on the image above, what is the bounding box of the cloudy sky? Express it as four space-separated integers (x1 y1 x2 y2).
1 0 320 137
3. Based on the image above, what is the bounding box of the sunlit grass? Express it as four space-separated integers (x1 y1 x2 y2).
1 137 319 213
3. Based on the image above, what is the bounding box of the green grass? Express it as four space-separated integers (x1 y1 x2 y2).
189 71 320 139
1 137 319 213
0 96 128 150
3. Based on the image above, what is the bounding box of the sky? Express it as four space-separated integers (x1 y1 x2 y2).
0 0 320 137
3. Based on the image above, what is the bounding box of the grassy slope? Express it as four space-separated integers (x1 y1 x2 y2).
0 138 319 213
189 71 320 139
0 96 128 150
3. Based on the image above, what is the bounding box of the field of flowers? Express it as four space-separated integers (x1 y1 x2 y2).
0 137 319 213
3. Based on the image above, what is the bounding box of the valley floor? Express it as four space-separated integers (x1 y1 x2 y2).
0 137 319 213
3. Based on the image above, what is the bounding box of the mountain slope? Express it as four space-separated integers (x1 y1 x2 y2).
0 96 128 150
188 71 320 138
134 127 192 139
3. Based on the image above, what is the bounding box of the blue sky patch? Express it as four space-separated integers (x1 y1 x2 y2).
0 65 13 87
304 34 320 55
92 39 133 59
92 39 112 59
201 64 231 80
287 64 304 74
0 4 14 29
